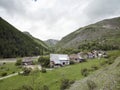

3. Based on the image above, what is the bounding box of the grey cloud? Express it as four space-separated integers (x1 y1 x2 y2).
0 0 26 16
0 0 120 40
84 0 120 21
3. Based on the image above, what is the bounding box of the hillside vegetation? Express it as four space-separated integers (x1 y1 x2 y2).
56 17 120 50
23 31 49 50
0 17 48 58
68 56 120 90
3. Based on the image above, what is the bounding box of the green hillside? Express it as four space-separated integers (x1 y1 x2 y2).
23 31 49 50
56 17 120 50
0 17 48 58
68 56 120 90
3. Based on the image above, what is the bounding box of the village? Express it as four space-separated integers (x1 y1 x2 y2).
0 50 108 79
17 50 107 70
0 49 113 90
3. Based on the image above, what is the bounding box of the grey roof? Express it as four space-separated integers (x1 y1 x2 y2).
50 54 69 61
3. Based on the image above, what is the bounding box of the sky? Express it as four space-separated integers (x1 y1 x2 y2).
0 0 120 40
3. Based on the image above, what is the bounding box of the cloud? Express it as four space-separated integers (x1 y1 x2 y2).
84 0 120 22
0 0 120 40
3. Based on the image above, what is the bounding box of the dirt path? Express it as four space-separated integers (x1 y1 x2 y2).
0 72 23 80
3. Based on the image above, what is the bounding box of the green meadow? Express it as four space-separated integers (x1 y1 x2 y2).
0 58 105 90
0 63 21 77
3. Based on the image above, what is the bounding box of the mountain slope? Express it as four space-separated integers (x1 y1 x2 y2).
45 39 59 47
23 31 49 50
0 17 47 58
68 56 120 90
57 17 120 50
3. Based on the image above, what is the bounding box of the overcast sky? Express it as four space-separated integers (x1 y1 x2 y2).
0 0 120 40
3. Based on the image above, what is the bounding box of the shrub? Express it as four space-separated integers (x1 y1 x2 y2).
87 80 97 90
108 59 114 65
3 62 6 65
22 67 32 75
81 68 89 77
42 85 49 90
91 65 99 70
0 67 4 69
41 68 47 73
38 56 50 67
1 72 7 77
60 78 75 90
12 71 15 74
70 61 75 65
82 59 87 62
15 58 22 66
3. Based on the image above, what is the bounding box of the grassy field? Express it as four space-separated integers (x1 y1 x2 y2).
0 63 21 77
0 58 105 90
68 57 120 90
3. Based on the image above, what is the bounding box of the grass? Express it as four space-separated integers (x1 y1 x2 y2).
0 58 105 90
0 62 21 77
68 56 120 90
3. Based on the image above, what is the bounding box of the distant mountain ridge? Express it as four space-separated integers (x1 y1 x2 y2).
45 39 59 47
56 17 120 50
0 17 49 58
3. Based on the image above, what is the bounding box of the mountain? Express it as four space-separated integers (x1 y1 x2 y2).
56 17 120 50
0 17 48 58
23 31 49 50
45 39 59 47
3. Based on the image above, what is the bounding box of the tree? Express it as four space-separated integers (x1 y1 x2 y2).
38 56 50 67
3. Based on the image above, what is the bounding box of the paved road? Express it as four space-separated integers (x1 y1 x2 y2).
0 56 40 63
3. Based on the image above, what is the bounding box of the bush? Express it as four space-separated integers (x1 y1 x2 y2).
91 65 99 70
22 67 32 75
38 56 50 67
3 62 6 65
12 71 15 74
41 68 47 73
1 72 7 77
70 61 75 65
87 80 97 90
42 85 49 90
60 78 70 90
15 58 22 66
60 78 75 90
81 68 89 77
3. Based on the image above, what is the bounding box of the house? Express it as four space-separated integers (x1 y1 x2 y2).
69 54 79 62
50 54 70 67
69 52 87 63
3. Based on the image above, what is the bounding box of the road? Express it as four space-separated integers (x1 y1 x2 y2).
0 56 40 63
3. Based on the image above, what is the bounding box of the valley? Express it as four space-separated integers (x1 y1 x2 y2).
0 13 120 90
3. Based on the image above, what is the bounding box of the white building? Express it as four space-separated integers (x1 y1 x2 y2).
50 54 70 67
